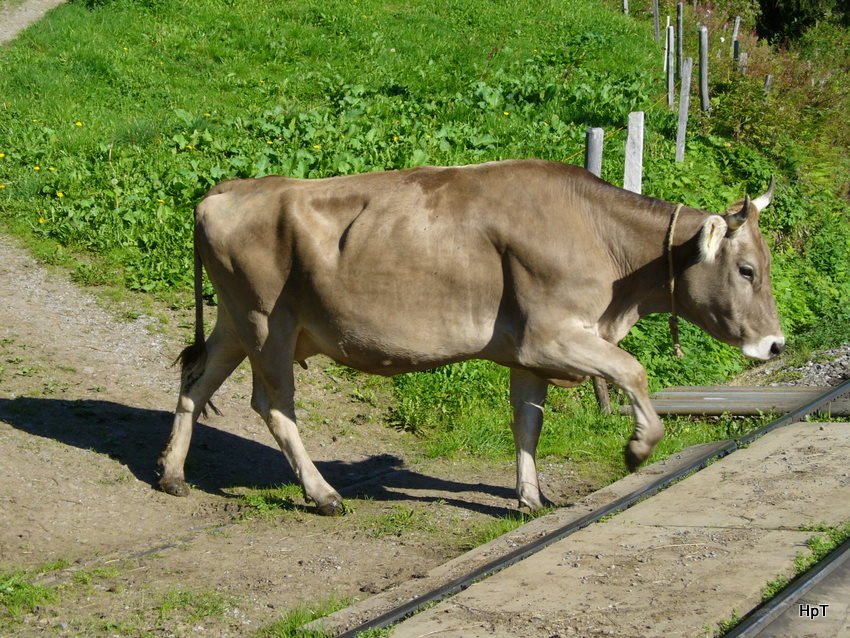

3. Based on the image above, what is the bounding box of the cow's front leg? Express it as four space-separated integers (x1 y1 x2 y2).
521 326 664 472
509 368 551 511
251 369 343 516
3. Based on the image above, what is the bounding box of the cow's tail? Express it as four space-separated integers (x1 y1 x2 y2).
175 219 221 417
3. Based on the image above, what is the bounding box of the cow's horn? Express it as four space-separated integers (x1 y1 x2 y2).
752 176 775 212
726 194 750 232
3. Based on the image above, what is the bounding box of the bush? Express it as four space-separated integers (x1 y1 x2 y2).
757 0 850 42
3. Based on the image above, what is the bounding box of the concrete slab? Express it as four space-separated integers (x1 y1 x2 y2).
387 422 850 637
310 442 731 636
617 422 850 530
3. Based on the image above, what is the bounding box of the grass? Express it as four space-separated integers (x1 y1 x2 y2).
0 560 68 622
236 483 305 519
359 504 436 539
254 598 350 638
712 609 742 637
0 572 56 620
463 511 540 550
156 588 231 623
0 0 658 295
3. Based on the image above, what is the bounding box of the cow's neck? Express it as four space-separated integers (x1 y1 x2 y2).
595 196 708 344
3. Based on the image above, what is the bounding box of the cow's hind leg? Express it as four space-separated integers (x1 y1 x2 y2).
509 368 551 511
158 324 245 496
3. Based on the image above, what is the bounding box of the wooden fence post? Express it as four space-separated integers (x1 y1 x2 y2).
676 3 684 76
584 128 604 178
676 58 693 162
764 74 774 93
584 127 611 415
699 26 710 111
731 16 740 57
667 26 676 110
653 0 660 44
624 112 644 194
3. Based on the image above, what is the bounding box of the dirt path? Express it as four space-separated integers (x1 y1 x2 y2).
0 0 65 45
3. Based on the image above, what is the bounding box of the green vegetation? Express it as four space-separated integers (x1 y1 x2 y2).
255 598 349 638
756 0 850 41
0 571 56 620
156 588 230 623
0 0 848 481
0 560 68 623
237 483 305 519
359 504 436 538
712 608 742 637
463 511 541 549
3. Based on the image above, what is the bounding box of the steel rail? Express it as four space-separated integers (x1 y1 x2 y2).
335 377 850 638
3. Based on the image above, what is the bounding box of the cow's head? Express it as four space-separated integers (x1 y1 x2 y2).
676 180 785 360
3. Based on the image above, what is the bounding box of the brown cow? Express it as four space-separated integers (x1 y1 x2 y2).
158 160 783 514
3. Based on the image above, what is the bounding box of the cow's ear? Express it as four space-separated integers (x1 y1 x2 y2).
698 215 728 263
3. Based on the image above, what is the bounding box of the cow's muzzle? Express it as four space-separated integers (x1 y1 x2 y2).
742 335 785 360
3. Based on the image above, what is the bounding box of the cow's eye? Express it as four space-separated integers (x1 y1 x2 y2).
739 265 755 281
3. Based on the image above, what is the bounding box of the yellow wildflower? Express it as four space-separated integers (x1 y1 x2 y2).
0 184 6 190
393 135 399 142
33 165 41 171
75 121 83 127
267 140 273 145
312 144 321 150
48 166 56 172
56 191 64 198
503 111 510 116
0 152 5 158
38 216 46 224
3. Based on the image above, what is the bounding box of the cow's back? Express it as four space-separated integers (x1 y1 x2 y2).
195 161 612 373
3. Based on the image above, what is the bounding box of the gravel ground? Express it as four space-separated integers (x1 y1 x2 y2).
785 343 850 387
739 342 850 388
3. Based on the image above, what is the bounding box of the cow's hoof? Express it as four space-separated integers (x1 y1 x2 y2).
517 492 553 513
316 497 345 516
159 477 190 497
624 440 651 472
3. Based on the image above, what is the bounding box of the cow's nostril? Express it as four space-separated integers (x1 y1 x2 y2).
770 341 784 357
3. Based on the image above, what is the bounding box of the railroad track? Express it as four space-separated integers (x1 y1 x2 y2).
335 378 850 638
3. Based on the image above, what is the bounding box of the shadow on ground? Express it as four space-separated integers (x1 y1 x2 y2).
0 397 516 516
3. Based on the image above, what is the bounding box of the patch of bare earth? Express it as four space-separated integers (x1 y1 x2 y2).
0 234 598 635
